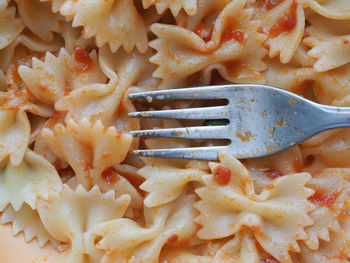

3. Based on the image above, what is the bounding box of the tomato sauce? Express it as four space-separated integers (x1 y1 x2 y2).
213 166 231 185
101 168 119 184
259 0 284 11
84 161 91 171
308 191 338 207
269 0 297 38
222 29 245 43
265 183 275 190
261 256 280 263
264 169 283 179
0 90 30 111
74 48 93 72
194 23 213 42
166 234 178 245
303 155 315 167
293 156 302 172
50 111 62 125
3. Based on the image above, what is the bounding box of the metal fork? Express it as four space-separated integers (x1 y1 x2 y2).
128 84 350 160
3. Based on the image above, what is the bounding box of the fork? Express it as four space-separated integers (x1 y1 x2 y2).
128 84 350 160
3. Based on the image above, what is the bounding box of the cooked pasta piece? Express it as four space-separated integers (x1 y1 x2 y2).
41 118 132 189
37 185 130 263
94 192 198 263
304 14 350 72
139 164 206 207
59 0 148 53
15 0 62 42
304 168 350 249
300 220 350 262
150 0 267 86
18 48 106 105
212 230 265 262
195 152 315 262
256 0 305 63
300 0 350 19
0 109 30 166
0 150 62 211
0 204 61 248
0 0 24 49
142 0 197 16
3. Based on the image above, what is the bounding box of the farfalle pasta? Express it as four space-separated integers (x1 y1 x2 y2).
1 0 350 262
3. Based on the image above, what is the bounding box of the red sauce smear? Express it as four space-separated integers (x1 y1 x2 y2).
266 183 275 190
222 29 244 43
264 169 283 179
308 191 338 207
213 166 231 185
166 234 178 245
194 23 213 42
259 0 284 11
269 0 297 38
53 160 63 171
50 111 63 125
260 256 280 263
101 168 119 184
304 155 315 167
84 161 91 171
0 89 35 111
293 156 302 172
74 47 93 72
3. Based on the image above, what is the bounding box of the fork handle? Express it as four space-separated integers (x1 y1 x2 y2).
319 104 350 130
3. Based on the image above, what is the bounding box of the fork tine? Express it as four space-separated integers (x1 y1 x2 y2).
128 86 228 101
128 106 228 120
134 146 227 160
130 126 230 140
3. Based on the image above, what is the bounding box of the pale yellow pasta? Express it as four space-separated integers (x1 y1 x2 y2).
195 153 315 262
139 164 206 207
41 118 132 188
150 0 267 86
18 48 106 105
0 0 24 49
15 0 62 42
257 0 305 63
60 0 148 53
304 169 350 249
0 109 30 166
143 0 197 16
0 204 60 247
211 230 263 262
1 0 350 262
94 192 198 263
300 0 350 19
0 150 62 211
38 184 130 263
304 14 350 72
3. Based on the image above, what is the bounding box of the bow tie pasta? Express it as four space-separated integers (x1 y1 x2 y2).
0 0 350 262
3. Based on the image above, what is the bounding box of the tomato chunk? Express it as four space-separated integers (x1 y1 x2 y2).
213 166 231 185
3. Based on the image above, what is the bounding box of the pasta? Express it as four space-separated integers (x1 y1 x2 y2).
0 0 350 262
0 0 24 49
195 153 314 262
0 204 60 248
142 0 198 16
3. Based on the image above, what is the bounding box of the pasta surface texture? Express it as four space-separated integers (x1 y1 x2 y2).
0 0 350 262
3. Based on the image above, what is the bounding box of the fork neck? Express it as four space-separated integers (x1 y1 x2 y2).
319 105 350 129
